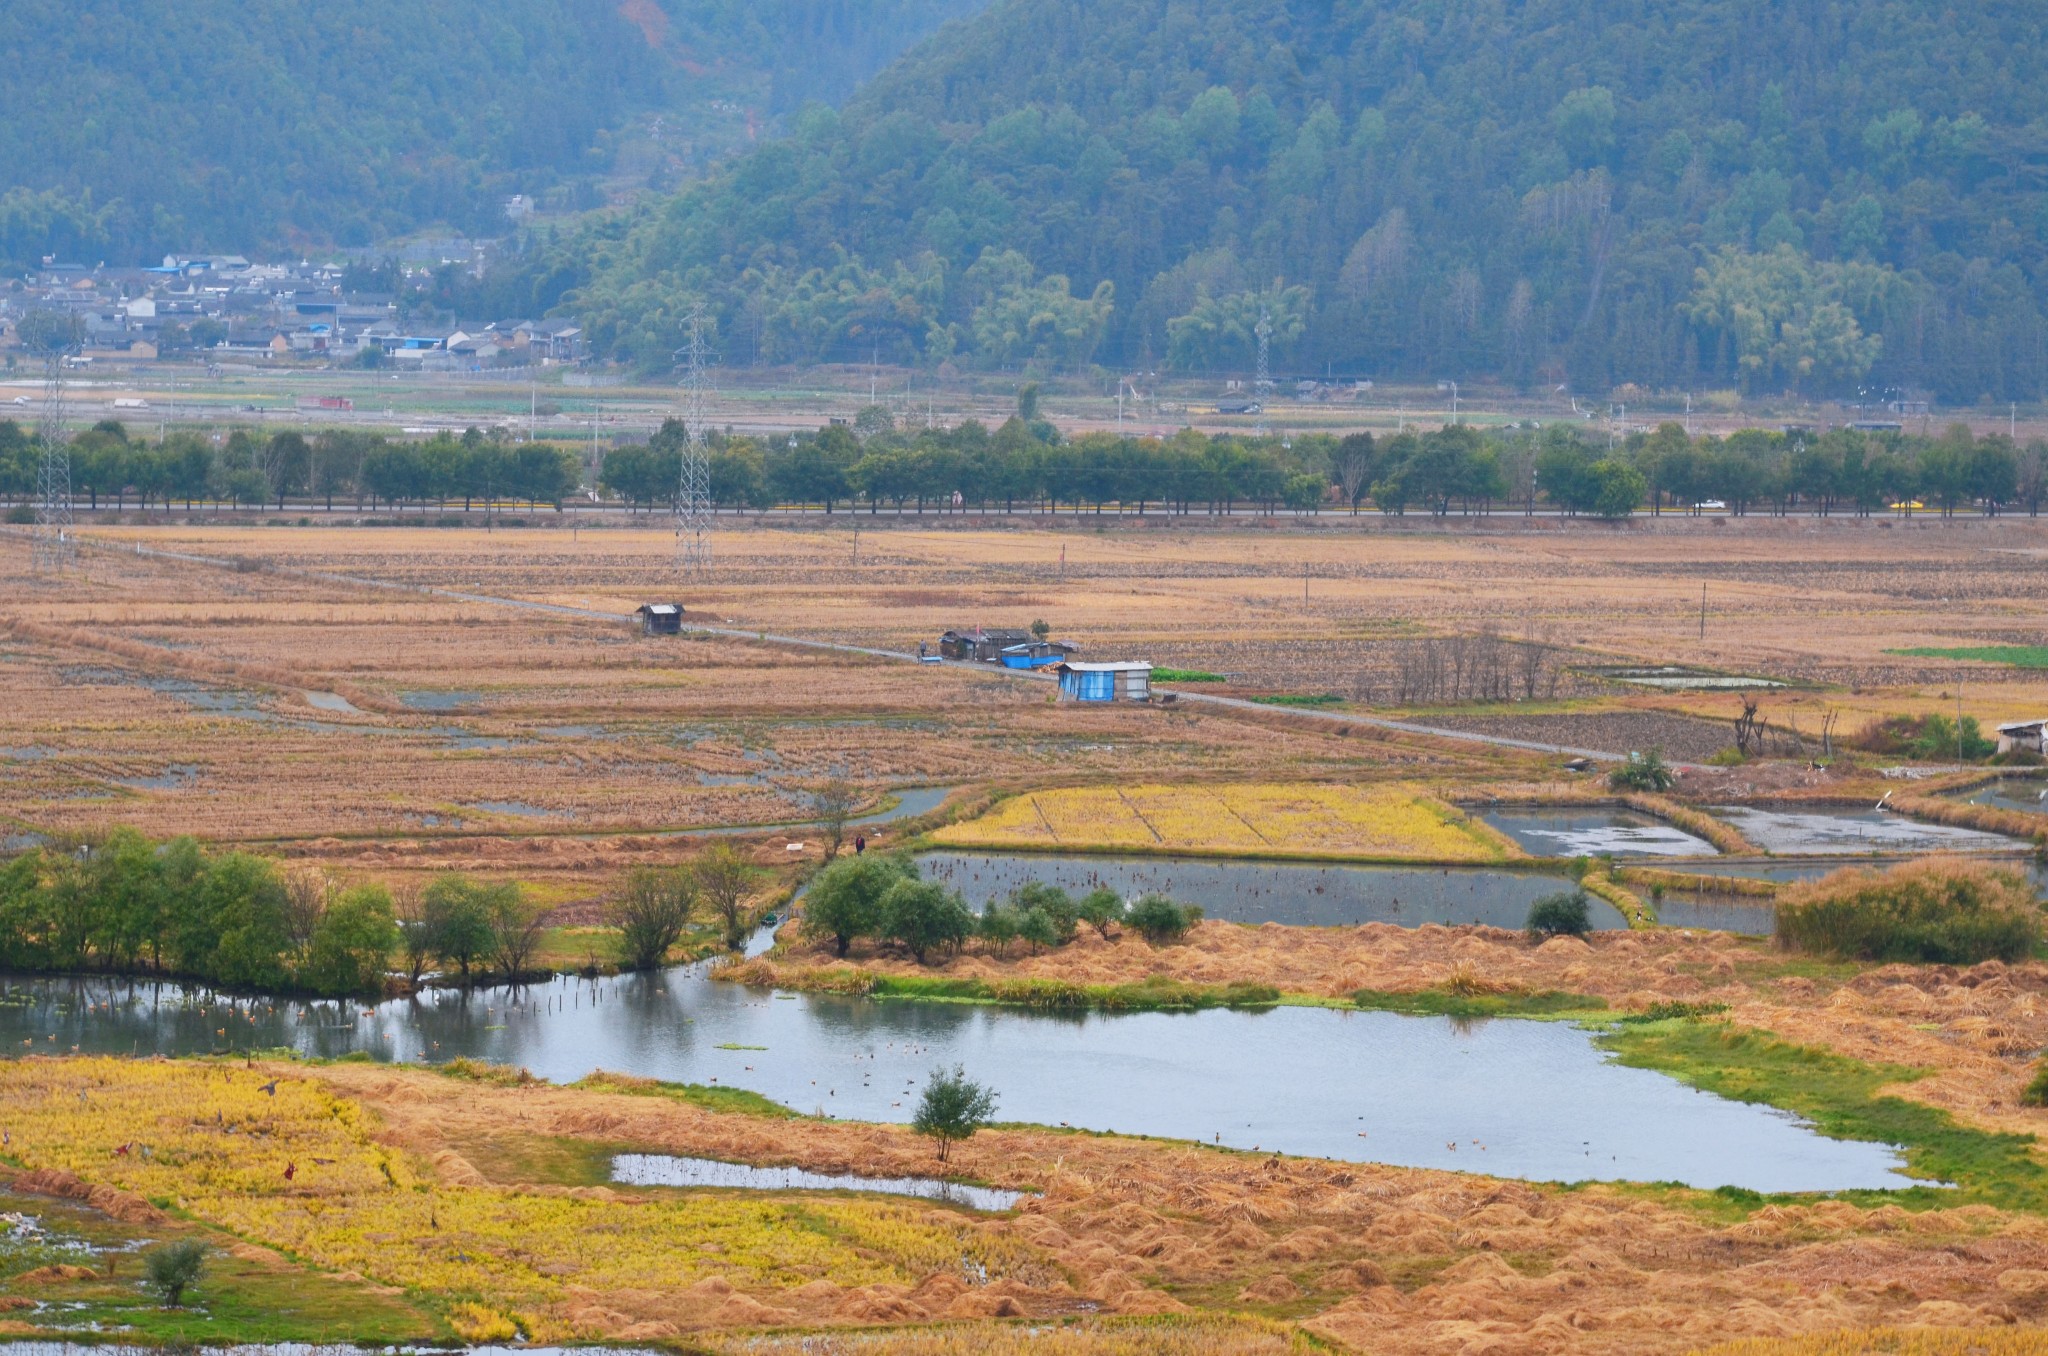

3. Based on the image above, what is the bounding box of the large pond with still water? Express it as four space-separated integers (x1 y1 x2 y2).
0 957 1911 1194
1711 805 2028 855
915 852 1632 930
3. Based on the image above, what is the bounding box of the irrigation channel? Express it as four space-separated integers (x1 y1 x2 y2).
914 851 1776 934
0 933 1912 1194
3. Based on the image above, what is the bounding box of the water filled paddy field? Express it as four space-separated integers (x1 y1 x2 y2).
0 962 1913 1193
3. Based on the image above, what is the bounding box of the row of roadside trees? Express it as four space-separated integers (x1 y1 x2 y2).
6 410 2043 520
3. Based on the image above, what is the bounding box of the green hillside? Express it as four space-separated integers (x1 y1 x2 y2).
547 0 2048 400
0 0 983 264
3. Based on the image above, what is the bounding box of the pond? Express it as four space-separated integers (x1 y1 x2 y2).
0 962 1913 1194
1951 778 2048 818
913 852 1634 931
1476 808 1719 858
611 1152 1028 1211
1711 805 2027 855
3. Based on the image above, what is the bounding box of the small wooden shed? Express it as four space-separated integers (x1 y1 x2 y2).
636 602 685 635
1056 661 1152 703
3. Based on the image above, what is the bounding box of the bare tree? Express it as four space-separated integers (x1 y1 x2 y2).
281 866 332 957
610 866 696 970
488 887 547 980
809 778 862 859
694 843 755 950
392 882 435 986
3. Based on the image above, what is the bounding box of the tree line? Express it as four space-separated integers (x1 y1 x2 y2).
0 422 582 512
7 411 2043 520
0 829 759 997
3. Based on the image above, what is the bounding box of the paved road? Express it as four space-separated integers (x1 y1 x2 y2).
52 531 1633 764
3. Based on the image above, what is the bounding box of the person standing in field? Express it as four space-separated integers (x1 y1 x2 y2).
854 835 866 856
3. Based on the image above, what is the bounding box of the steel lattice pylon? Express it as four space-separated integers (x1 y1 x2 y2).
32 352 72 575
674 306 714 573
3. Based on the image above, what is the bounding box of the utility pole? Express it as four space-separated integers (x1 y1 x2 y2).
1698 582 1707 644
1254 308 1271 438
673 306 713 573
33 342 76 575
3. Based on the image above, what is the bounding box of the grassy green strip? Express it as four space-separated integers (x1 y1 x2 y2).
1152 667 1228 682
1247 693 1346 707
571 1070 801 1118
1888 644 2048 668
868 972 1282 1011
1597 1019 2048 1211
1352 986 1606 1019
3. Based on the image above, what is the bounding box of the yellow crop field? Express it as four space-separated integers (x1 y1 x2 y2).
0 1058 1040 1339
929 782 1508 861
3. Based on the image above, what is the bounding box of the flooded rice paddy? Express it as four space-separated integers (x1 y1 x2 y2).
0 961 1914 1192
915 852 1634 931
1475 808 1719 858
1711 805 2027 854
611 1153 1029 1211
1951 777 2048 817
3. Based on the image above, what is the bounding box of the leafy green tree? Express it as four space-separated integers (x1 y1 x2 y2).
1526 892 1592 938
801 854 912 958
302 885 399 995
911 1064 997 1162
144 1240 208 1308
1076 888 1125 938
1127 894 1201 944
1608 750 1676 792
421 874 502 980
694 843 756 950
881 878 974 963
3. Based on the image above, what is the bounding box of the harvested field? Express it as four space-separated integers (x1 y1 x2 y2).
1424 710 1740 764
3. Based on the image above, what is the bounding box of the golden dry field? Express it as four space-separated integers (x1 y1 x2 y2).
5 1054 2048 1355
930 783 1510 861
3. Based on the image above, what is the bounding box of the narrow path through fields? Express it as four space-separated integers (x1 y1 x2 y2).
44 531 1631 764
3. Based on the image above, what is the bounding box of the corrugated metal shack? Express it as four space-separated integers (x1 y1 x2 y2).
1056 661 1153 702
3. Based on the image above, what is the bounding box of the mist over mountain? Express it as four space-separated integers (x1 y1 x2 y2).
0 0 984 265
538 0 2048 400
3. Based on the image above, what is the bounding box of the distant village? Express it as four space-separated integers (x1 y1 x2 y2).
0 253 584 371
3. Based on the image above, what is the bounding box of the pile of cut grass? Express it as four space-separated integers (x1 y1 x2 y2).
1774 857 2041 964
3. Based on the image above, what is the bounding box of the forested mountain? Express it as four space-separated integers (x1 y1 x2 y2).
0 0 983 265
543 0 2048 400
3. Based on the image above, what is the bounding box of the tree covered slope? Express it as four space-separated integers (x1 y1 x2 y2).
0 0 984 264
553 0 2048 399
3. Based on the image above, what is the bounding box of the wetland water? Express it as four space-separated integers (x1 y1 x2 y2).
611 1153 1027 1211
916 852 1634 929
1476 808 1719 858
0 960 1910 1193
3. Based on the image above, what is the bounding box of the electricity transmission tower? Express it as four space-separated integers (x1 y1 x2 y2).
1253 307 1272 437
673 306 714 573
33 344 76 575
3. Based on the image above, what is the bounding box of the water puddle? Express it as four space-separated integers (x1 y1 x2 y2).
1478 808 1719 858
1595 665 1784 691
302 690 359 713
399 689 483 711
466 800 573 820
914 852 1636 931
611 1152 1029 1211
0 746 55 761
1711 806 2026 855
111 764 201 791
0 969 1914 1192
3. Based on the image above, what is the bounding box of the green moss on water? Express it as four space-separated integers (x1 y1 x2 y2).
1597 1019 2048 1212
867 972 1283 1011
1351 986 1606 1020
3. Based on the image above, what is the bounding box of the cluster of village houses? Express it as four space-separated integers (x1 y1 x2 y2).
0 254 583 369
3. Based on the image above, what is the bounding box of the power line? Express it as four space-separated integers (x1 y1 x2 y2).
674 305 714 573
33 346 75 575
